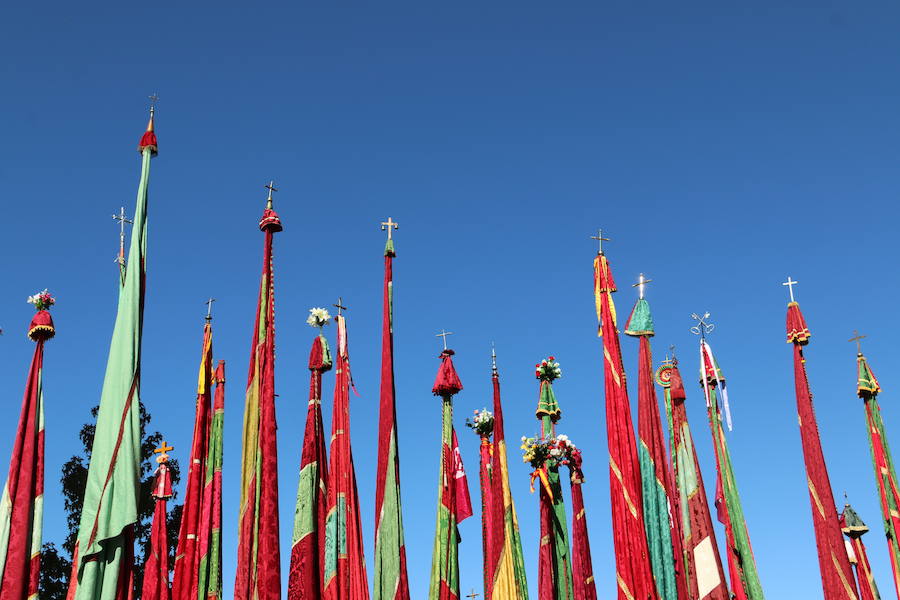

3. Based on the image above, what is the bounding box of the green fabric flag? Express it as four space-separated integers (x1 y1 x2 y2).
69 130 154 600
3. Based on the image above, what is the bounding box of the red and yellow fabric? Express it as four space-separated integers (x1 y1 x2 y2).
657 362 729 600
477 433 494 598
373 238 411 600
485 364 528 600
234 197 283 600
856 352 900 599
593 253 659 600
142 459 173 600
288 334 332 600
172 323 214 600
840 504 881 600
0 307 55 600
786 302 857 600
428 350 472 600
197 361 225 600
323 315 369 600
568 455 597 600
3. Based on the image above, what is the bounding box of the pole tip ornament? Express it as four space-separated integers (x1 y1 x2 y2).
259 181 283 232
139 95 159 155
432 348 463 396
786 303 811 345
625 297 654 337
26 289 56 341
856 352 880 398
308 329 334 373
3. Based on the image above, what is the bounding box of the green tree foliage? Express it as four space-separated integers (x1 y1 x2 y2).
39 402 182 600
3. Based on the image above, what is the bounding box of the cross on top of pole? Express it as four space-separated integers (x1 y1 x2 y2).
436 329 453 350
590 228 610 254
154 440 173 463
265 180 278 208
333 297 348 316
381 217 399 240
849 330 866 355
205 298 216 321
632 272 653 299
465 591 480 600
111 207 133 265
783 276 799 303
148 93 159 117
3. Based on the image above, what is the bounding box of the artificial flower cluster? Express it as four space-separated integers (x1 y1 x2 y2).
465 408 494 436
27 289 55 311
306 307 331 329
520 433 578 469
535 356 562 381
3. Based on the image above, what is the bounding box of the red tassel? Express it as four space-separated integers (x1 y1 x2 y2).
432 350 463 396
786 302 811 345
138 131 158 155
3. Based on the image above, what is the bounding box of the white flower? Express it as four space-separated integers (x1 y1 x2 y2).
550 448 561 457
557 434 568 441
306 307 331 328
521 436 527 442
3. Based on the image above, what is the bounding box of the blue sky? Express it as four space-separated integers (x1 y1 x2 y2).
2 2 900 598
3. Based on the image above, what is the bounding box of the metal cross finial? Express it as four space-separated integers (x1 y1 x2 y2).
590 228 611 254
849 330 866 354
670 344 677 364
491 342 497 373
205 298 216 321
436 329 454 350
148 93 159 116
381 217 399 240
465 591 479 600
154 440 174 455
264 180 278 208
333 297 348 316
632 272 653 299
783 276 799 303
690 312 715 339
111 207 133 265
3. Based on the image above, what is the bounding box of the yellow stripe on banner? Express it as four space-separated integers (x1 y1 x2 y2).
609 456 638 519
603 348 621 387
617 573 636 600
831 550 859 600
576 509 585 520
808 476 826 520
540 534 550 546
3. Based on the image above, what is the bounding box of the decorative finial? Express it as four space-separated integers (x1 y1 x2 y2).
205 298 216 321
264 180 278 209
333 297 348 317
465 591 480 600
632 272 653 299
147 93 159 121
670 344 677 364
381 217 399 240
590 228 610 254
154 440 174 463
491 342 497 374
690 312 715 339
436 329 454 351
849 330 866 355
783 276 799 303
112 207 133 266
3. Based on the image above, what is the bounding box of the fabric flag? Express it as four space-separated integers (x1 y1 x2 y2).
197 360 225 600
428 349 473 600
0 294 55 600
171 322 214 600
373 234 411 600
68 110 157 600
656 360 729 600
234 189 283 600
142 450 174 600
593 252 659 600
531 356 573 600
323 314 369 600
626 297 687 600
485 355 528 600
698 340 765 600
855 350 900 598
469 409 495 598
288 327 332 600
785 302 858 599
840 503 881 600
567 450 597 600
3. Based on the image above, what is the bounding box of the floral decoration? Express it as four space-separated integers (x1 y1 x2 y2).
306 307 331 329
465 408 494 436
27 289 55 312
520 433 578 469
535 356 562 381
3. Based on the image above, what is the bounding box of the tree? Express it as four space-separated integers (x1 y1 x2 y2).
40 402 182 600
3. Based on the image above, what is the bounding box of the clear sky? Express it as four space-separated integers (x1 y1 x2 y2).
2 2 900 599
